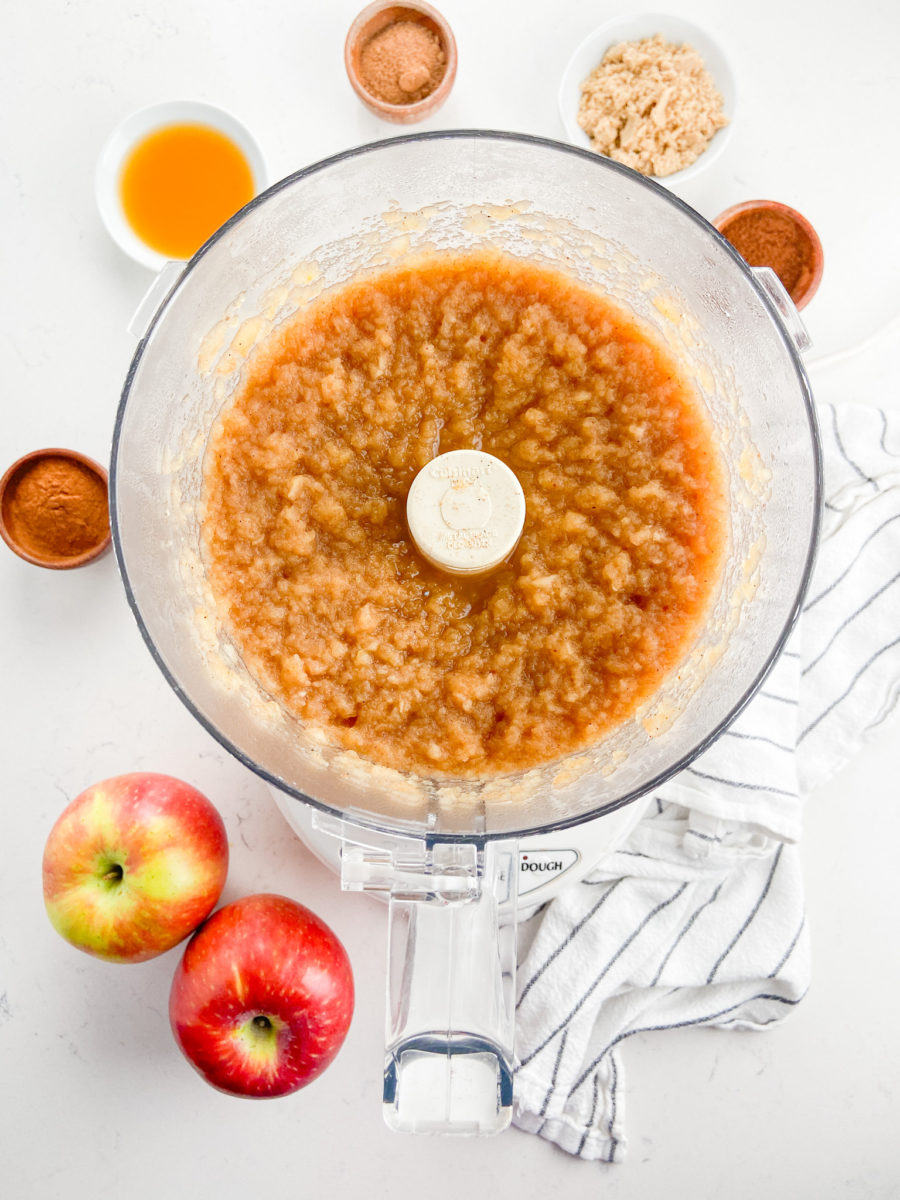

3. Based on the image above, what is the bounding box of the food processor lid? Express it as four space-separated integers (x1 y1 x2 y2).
110 130 822 844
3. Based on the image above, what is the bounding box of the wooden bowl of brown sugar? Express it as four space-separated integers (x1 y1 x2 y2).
0 449 111 569
345 2 457 124
713 199 824 311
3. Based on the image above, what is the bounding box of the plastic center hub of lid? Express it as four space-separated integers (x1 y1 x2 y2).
406 450 526 575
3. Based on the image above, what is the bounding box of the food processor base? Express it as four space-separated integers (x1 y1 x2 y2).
268 785 650 1133
267 785 651 918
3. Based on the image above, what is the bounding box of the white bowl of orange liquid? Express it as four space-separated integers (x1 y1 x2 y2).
96 100 267 271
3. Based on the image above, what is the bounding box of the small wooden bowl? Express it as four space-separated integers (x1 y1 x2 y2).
0 449 112 569
345 2 457 124
713 199 824 311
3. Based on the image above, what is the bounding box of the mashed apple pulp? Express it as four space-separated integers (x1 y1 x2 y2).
202 253 726 776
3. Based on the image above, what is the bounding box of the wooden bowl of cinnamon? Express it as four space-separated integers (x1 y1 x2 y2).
345 2 457 124
0 449 111 569
713 199 824 311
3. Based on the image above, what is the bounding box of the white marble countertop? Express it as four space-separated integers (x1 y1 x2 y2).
2 1 898 1196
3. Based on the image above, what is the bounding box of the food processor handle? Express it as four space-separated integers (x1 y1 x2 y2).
127 261 186 340
342 835 518 1135
751 266 812 354
383 839 517 1135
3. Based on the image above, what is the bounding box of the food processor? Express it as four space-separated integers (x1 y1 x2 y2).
110 132 820 1136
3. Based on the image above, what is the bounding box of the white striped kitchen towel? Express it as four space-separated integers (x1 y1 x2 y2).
513 400 900 1162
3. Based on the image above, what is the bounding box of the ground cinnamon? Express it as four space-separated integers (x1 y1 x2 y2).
719 209 814 300
3 455 109 561
358 19 446 105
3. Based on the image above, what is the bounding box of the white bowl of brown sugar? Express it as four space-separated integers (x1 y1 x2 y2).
558 13 736 186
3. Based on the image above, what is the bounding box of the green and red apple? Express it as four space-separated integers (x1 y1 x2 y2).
169 893 354 1097
42 772 228 963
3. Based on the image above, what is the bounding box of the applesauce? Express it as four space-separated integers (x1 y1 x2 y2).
201 253 726 776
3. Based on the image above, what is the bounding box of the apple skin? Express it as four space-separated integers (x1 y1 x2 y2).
169 893 354 1098
42 773 229 963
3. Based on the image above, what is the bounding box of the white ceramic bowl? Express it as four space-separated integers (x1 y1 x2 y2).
558 13 736 188
96 99 267 271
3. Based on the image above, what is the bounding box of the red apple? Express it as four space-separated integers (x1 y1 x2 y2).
169 893 354 1097
42 772 228 963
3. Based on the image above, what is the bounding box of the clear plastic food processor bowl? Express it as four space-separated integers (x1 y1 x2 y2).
111 132 821 1135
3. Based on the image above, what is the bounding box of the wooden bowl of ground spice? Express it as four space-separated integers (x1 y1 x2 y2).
345 2 456 124
0 449 111 569
714 200 824 311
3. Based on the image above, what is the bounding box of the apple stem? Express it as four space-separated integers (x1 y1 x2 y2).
252 1015 272 1031
103 864 124 884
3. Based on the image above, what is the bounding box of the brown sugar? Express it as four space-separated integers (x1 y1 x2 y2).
358 20 446 105
578 34 727 177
